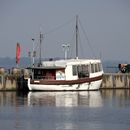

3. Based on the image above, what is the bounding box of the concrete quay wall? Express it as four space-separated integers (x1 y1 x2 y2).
101 73 130 89
1 73 130 90
0 75 27 91
0 75 17 90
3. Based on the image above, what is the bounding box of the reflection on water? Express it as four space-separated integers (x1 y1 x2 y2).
1 90 130 130
0 91 28 107
27 91 103 107
101 89 130 108
0 89 130 108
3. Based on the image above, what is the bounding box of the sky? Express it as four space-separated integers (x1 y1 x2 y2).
0 0 130 62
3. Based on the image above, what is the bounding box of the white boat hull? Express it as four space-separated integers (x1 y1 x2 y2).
28 78 102 91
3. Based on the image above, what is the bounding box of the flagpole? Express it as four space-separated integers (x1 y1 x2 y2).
16 63 17 68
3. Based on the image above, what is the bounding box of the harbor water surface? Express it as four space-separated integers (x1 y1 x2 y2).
0 90 130 130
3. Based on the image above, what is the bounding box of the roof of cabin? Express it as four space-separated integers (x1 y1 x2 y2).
42 59 101 68
27 66 65 70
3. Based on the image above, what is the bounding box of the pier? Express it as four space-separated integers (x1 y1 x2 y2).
0 68 29 91
101 73 130 89
1 72 130 90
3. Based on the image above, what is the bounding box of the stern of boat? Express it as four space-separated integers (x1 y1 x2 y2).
27 78 32 90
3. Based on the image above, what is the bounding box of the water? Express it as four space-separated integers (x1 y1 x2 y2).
0 90 130 130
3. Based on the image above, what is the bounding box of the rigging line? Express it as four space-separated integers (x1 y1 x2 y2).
32 31 44 53
78 19 96 58
69 27 76 58
30 18 74 59
78 29 85 58
44 18 74 36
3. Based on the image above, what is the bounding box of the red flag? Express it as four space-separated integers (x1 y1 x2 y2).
16 43 20 64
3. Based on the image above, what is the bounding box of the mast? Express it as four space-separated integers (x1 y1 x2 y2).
76 15 78 59
39 31 43 66
32 38 35 66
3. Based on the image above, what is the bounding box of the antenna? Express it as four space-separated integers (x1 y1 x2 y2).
62 43 70 59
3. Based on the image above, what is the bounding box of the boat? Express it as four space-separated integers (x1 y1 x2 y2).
27 16 104 91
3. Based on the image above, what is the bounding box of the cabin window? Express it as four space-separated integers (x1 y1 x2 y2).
77 65 82 72
77 65 89 78
56 70 65 80
90 63 102 73
34 69 44 79
95 64 98 72
82 65 89 75
97 63 100 72
97 63 101 71
91 64 95 73
73 64 90 77
43 69 56 80
99 63 102 71
73 65 77 75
